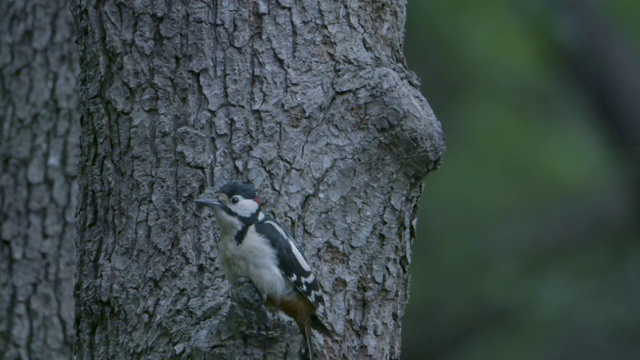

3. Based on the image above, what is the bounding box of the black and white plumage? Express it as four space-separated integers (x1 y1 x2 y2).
196 182 332 358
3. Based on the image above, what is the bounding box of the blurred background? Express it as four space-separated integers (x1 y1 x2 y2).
402 0 640 359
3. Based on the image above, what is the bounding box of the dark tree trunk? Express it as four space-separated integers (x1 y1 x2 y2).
0 0 79 358
70 0 444 358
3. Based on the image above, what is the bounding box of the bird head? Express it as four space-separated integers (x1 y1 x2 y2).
195 182 262 227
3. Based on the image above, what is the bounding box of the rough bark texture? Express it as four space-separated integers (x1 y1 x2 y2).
0 0 79 358
71 0 444 359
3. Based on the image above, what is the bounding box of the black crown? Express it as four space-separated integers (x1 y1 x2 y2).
217 181 256 200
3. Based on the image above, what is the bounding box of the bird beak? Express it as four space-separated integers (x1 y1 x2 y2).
195 197 222 208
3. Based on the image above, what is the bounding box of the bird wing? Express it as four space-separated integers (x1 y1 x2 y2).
254 216 325 308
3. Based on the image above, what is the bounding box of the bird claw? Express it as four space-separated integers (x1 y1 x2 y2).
298 345 312 360
231 278 265 309
234 277 252 287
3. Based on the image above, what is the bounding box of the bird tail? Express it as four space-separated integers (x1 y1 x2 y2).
310 314 335 339
300 315 334 360
303 324 314 360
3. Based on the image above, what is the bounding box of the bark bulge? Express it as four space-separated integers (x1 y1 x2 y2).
71 0 444 358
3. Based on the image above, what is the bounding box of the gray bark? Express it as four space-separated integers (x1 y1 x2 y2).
0 0 79 358
71 0 444 359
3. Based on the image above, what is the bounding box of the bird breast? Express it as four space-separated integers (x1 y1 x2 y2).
218 226 292 298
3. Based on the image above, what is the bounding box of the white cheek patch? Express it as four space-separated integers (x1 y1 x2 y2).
232 199 259 218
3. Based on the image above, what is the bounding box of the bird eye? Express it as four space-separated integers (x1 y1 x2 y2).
231 196 239 204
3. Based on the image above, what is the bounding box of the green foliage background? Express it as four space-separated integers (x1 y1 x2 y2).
403 1 640 359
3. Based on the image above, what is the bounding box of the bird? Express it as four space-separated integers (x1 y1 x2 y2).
195 181 333 359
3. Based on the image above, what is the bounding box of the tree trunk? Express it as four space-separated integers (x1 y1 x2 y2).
0 0 79 358
70 0 444 358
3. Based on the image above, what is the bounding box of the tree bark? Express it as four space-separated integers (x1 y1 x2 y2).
0 0 79 358
71 0 444 359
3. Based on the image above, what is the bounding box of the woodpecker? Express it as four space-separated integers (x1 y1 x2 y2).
195 182 332 358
